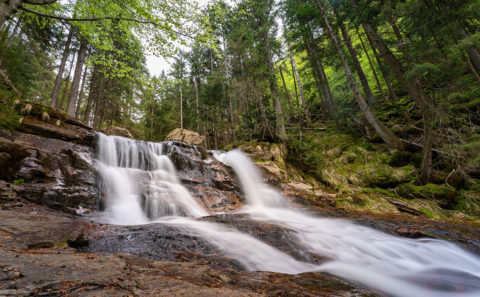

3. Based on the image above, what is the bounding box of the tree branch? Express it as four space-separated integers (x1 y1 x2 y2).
19 6 154 24
19 6 191 38
23 0 57 5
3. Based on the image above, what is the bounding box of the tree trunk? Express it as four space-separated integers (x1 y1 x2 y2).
365 28 398 102
304 29 339 129
227 87 236 142
338 19 376 104
75 65 88 118
0 58 20 97
279 65 293 110
51 27 73 109
357 28 386 101
59 54 76 110
6 18 20 46
362 22 435 182
83 66 98 123
92 74 105 129
0 21 12 41
0 0 22 26
66 38 87 116
150 102 154 139
194 77 199 132
316 0 403 151
266 33 287 141
179 83 183 129
289 54 300 109
253 77 274 140
459 28 480 73
290 48 312 127
98 80 110 130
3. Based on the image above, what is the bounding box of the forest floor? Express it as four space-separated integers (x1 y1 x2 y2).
227 126 480 224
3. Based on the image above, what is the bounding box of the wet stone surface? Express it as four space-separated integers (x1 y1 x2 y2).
0 203 376 297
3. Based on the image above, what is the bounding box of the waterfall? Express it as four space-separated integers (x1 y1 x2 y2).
95 133 208 224
216 149 480 297
95 134 480 297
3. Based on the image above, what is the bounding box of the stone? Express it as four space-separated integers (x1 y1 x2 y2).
165 128 205 146
161 142 244 213
0 131 98 210
102 126 134 139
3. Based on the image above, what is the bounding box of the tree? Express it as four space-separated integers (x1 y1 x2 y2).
66 38 87 115
315 0 403 151
50 26 72 108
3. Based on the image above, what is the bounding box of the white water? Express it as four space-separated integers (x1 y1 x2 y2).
96 133 208 224
95 134 480 297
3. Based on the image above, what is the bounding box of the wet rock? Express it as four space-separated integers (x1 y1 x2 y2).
165 128 206 146
102 126 133 139
80 222 244 270
395 227 431 239
0 131 98 210
0 207 84 251
201 214 327 264
163 142 244 213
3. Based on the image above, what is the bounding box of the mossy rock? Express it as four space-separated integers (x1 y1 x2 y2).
360 164 415 188
395 183 457 209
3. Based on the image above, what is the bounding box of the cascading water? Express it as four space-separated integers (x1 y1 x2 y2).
95 133 208 224
95 134 480 297
216 150 480 297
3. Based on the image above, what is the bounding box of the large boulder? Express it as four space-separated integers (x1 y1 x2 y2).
165 128 205 146
162 141 243 213
102 126 134 139
0 130 98 210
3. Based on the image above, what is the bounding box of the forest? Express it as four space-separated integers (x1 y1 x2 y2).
1 0 480 216
2 1 480 296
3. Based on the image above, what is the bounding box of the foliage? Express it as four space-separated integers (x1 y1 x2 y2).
13 178 25 185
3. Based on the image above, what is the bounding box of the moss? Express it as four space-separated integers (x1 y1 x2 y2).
455 188 480 216
0 103 20 131
419 208 436 218
395 183 457 208
361 187 395 197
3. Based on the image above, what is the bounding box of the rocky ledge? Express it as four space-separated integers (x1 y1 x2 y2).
0 203 378 297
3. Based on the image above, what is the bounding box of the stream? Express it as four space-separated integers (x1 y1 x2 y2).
91 133 480 297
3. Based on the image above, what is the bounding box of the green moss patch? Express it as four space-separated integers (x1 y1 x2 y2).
395 183 457 209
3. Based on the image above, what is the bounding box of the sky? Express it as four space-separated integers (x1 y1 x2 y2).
145 0 212 77
146 55 170 77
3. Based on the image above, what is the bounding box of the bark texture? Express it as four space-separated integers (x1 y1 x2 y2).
66 39 87 116
51 28 73 109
